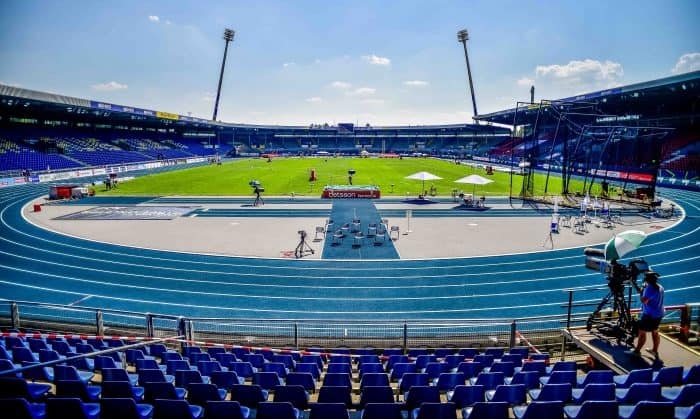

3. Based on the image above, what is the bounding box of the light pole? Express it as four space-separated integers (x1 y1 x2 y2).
457 29 478 118
212 28 235 122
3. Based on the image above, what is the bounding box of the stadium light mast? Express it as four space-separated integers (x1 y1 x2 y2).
457 29 478 118
212 28 235 122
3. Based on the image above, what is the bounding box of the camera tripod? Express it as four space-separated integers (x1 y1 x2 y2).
586 279 638 345
253 191 264 207
294 231 315 259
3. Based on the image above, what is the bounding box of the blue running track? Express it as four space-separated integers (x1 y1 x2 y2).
0 168 698 320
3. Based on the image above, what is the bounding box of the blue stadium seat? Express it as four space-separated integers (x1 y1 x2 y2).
486 361 515 377
613 368 653 388
617 401 674 419
615 382 661 404
272 385 309 410
512 400 564 419
317 386 352 407
571 383 616 404
434 372 466 392
204 401 250 419
529 383 572 403
359 386 395 407
457 362 484 379
652 366 684 387
228 362 257 379
143 381 186 403
683 365 700 384
577 370 614 387
54 365 94 384
94 355 122 371
563 400 618 419
46 397 100 419
457 348 479 359
229 384 269 408
411 402 457 419
390 363 417 381
174 369 209 388
322 373 352 388
0 377 51 401
514 360 547 376
309 402 350 419
505 371 541 390
360 402 403 419
253 371 283 390
359 363 384 377
100 398 153 419
186 383 226 406
539 370 577 387
101 380 145 401
661 383 700 406
462 401 509 419
326 363 351 375
447 384 485 408
255 401 300 419
485 384 527 405
55 379 101 402
102 368 138 386
166 360 194 376
398 373 429 398
136 359 165 373
546 360 576 375
675 402 700 419
137 368 174 386
404 385 440 411
209 370 245 389
0 397 46 419
285 372 316 392
415 355 437 370
152 399 203 419
470 371 505 390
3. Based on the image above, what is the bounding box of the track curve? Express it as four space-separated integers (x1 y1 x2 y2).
0 174 698 320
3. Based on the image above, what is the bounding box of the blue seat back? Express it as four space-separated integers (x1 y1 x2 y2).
449 384 484 409
273 385 309 410
653 366 683 387
473 371 505 390
210 370 241 390
152 399 196 419
256 401 298 419
466 401 508 419
253 372 282 390
286 372 316 391
361 402 402 419
317 385 352 407
46 397 97 419
536 383 572 402
360 373 390 388
359 386 395 407
323 373 352 388
187 382 224 406
490 384 526 405
206 401 248 419
619 383 661 405
579 370 614 386
404 385 440 411
517 400 564 419
414 402 457 419
230 384 268 408
144 381 179 402
457 362 483 379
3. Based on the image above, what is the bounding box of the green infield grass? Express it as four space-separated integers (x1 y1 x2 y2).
102 157 603 197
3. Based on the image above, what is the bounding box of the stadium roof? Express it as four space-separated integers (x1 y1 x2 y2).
0 83 507 134
475 70 700 125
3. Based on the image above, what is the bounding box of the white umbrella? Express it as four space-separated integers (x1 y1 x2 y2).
405 171 443 194
454 174 494 196
553 196 560 214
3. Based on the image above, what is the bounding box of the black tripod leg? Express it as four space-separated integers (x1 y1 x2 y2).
587 291 613 331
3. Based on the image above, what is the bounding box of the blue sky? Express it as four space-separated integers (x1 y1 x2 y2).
1 0 698 125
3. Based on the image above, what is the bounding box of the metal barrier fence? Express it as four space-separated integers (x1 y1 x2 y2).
2 298 696 353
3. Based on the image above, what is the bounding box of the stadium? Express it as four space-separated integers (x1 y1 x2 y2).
1 3 699 418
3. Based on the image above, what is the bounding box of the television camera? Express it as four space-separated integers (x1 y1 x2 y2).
249 180 265 206
583 247 654 345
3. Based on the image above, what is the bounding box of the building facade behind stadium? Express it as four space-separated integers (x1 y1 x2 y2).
1 71 698 183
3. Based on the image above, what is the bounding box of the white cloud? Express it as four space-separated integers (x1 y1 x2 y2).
535 59 623 84
148 15 160 23
672 52 700 74
91 81 128 91
282 62 295 68
314 59 322 64
361 99 385 105
202 92 215 103
306 97 323 103
347 87 376 96
330 81 351 89
517 77 534 87
165 20 172 25
403 80 429 87
362 54 391 66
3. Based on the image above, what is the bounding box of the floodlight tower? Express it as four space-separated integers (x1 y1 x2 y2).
212 28 235 122
457 29 478 118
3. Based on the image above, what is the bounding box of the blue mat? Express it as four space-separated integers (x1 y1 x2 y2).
322 200 399 259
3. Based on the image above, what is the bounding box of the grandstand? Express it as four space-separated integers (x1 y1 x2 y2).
1 71 699 418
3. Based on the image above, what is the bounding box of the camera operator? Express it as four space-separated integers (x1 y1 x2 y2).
625 271 664 358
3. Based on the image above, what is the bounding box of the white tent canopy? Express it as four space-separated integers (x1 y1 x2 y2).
454 174 494 185
454 174 494 196
405 171 442 195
